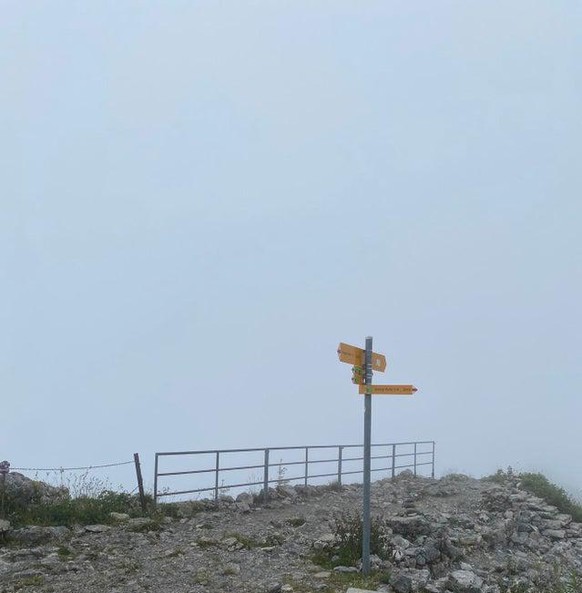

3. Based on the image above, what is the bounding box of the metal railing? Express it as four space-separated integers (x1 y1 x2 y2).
154 440 435 504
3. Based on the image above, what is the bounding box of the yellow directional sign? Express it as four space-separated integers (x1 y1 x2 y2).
358 384 418 395
337 343 387 372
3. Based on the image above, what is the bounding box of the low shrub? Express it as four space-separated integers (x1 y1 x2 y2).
483 468 582 523
313 510 390 568
4 489 151 528
518 473 582 523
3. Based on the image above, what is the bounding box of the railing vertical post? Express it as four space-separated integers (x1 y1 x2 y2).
413 443 417 476
263 449 270 503
214 452 220 501
153 453 159 506
431 441 435 478
304 447 309 486
338 446 343 486
391 444 396 478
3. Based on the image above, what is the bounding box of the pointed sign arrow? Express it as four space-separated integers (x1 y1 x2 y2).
358 384 418 395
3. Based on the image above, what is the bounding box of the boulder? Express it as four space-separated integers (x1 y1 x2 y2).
390 568 430 593
447 569 484 593
388 515 433 537
11 526 70 545
3 472 68 506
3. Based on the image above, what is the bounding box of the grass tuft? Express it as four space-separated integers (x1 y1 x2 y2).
485 468 582 523
312 510 390 568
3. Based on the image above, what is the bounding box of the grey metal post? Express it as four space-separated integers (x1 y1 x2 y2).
391 444 396 478
153 454 159 506
263 449 270 503
362 336 373 576
338 446 343 486
214 452 220 501
414 443 417 476
431 441 435 478
304 447 309 486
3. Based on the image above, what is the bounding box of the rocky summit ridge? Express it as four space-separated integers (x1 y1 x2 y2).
1 472 582 593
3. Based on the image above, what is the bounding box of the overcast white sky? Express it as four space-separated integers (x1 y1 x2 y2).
2 1 581 496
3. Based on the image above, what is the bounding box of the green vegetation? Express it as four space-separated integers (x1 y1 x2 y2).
282 572 386 593
518 473 582 522
228 532 262 549
485 468 582 522
13 575 45 589
0 477 195 529
3 489 150 528
312 510 390 568
0 467 209 530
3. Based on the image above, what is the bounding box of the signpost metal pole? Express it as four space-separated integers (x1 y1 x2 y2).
337 337 417 576
362 336 373 575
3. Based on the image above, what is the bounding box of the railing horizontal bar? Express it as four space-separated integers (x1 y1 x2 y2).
157 487 209 497
302 471 342 480
297 457 340 466
273 471 345 482
267 460 308 469
157 468 216 477
209 463 265 473
158 478 268 498
214 479 264 490
156 441 436 457
267 476 307 485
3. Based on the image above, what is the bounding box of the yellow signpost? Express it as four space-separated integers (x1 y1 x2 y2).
338 337 418 576
337 342 387 372
358 384 418 395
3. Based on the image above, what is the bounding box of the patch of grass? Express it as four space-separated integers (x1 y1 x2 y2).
482 469 582 523
518 473 582 522
5 490 150 528
559 571 582 593
14 574 45 588
323 480 343 492
57 545 73 560
282 572 383 593
228 532 262 549
483 468 513 485
313 510 390 568
156 502 180 519
2 486 166 529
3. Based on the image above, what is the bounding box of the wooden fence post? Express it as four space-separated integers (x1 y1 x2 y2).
133 453 147 512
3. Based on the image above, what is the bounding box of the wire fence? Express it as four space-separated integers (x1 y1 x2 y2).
1 455 147 507
10 461 134 472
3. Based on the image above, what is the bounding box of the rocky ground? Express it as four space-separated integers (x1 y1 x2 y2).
1 472 582 593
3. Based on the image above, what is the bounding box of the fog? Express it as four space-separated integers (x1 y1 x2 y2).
2 2 581 500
